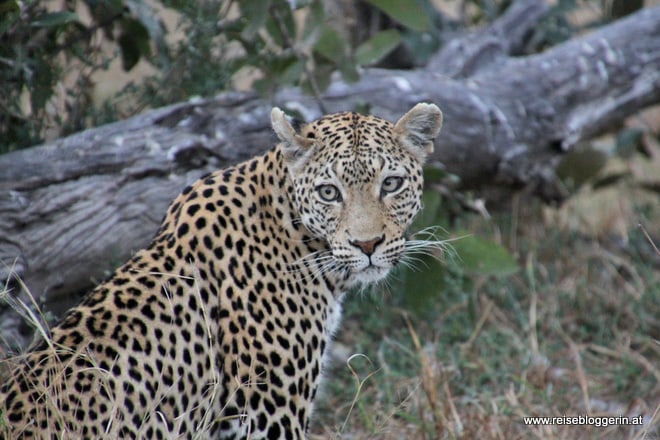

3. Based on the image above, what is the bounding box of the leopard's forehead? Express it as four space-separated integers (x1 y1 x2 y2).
301 111 396 156
295 112 416 187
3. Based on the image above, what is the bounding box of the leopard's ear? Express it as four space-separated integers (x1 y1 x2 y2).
393 103 442 163
271 107 314 170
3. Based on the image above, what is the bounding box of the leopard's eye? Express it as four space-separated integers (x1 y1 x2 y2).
381 176 404 194
317 184 341 202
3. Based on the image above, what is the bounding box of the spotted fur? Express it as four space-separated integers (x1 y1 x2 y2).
1 103 442 439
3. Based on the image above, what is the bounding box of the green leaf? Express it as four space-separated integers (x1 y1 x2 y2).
355 29 400 65
303 59 334 93
397 254 446 316
451 233 518 276
400 27 442 66
241 0 271 39
85 0 125 28
265 55 304 87
118 18 151 70
281 59 305 85
615 128 644 159
422 167 449 183
363 0 430 32
32 11 79 28
30 59 56 111
556 146 608 189
313 26 347 63
339 61 359 83
410 189 442 233
124 0 167 57
253 77 274 97
301 0 324 42
264 4 296 48
352 102 372 115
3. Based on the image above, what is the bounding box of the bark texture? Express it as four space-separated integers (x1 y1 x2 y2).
1 1 659 349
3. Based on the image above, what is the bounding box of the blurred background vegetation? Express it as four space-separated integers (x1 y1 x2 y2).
0 0 650 153
1 0 658 438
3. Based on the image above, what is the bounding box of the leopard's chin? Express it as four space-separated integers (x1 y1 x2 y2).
350 265 390 285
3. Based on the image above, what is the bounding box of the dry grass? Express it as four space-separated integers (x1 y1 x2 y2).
0 270 245 438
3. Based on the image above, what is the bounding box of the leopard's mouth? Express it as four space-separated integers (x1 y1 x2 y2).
350 265 390 284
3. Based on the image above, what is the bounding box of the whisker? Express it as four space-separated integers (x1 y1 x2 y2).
310 260 334 281
287 250 333 270
409 225 451 240
398 255 429 272
399 232 467 273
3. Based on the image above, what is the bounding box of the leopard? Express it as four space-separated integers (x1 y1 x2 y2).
0 103 443 439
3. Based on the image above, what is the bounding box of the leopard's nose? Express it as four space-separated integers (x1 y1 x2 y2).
349 235 385 257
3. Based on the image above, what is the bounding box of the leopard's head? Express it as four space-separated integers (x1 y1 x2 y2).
272 103 443 286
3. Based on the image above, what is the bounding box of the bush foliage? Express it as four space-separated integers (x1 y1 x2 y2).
2 0 637 153
0 0 426 152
